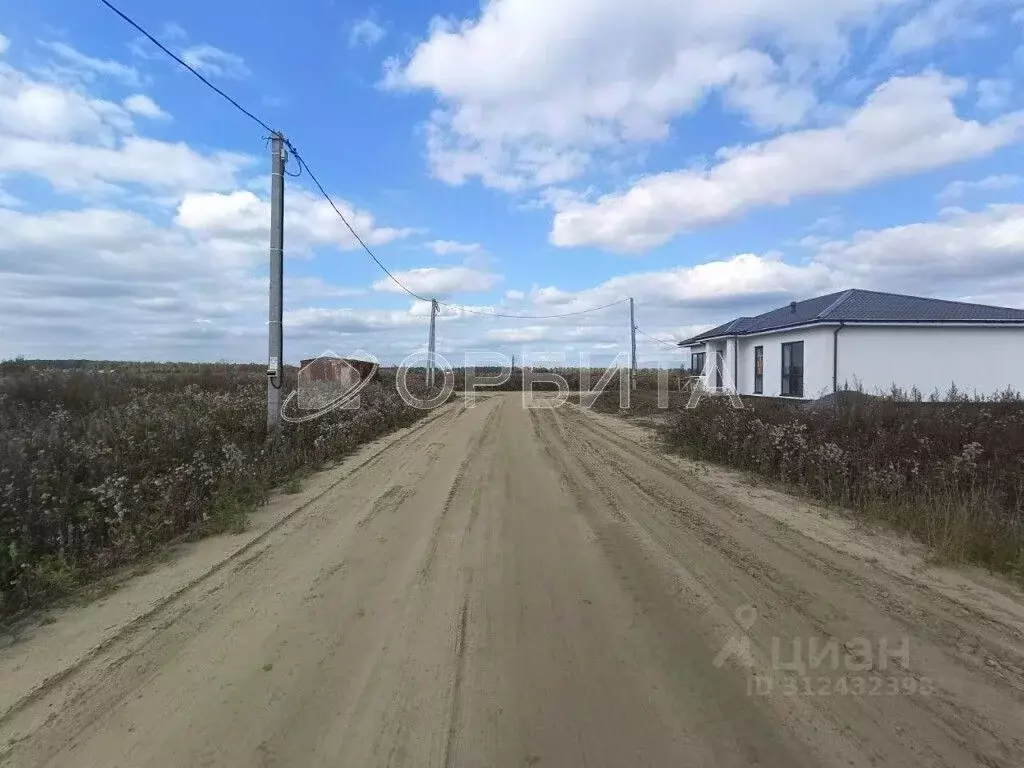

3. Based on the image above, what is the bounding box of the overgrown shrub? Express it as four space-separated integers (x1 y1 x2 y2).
0 364 429 616
665 395 1024 576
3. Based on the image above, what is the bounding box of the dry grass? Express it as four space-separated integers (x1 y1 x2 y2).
0 361 431 617
653 392 1024 579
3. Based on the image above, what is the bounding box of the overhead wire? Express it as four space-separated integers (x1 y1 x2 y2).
97 0 276 135
97 0 641 322
437 297 631 320
635 326 682 349
289 149 433 303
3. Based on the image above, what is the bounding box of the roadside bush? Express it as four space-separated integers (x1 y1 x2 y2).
0 364 429 616
665 394 1024 576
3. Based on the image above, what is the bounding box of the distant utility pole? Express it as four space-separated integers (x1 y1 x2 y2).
427 298 438 388
629 297 637 390
266 133 286 432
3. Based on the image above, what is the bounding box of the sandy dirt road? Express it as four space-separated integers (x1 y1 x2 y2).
2 393 1023 767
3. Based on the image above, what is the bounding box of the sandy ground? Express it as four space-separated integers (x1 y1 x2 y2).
1 392 1022 767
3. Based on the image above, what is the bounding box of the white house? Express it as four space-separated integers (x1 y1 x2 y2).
679 289 1024 400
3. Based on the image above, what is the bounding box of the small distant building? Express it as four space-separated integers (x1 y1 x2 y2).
299 357 376 383
678 289 1024 400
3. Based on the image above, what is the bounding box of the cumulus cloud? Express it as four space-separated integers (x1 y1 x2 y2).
814 204 1024 293
428 239 482 255
176 189 416 251
550 74 1024 252
0 63 135 141
385 0 908 190
0 136 252 193
0 62 248 193
123 94 169 120
371 266 502 297
531 205 1024 351
0 41 425 363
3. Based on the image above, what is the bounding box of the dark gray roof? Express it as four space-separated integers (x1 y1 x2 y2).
679 289 1024 346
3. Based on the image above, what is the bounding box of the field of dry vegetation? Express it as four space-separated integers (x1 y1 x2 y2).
592 383 1024 580
5 361 1023 617
0 361 429 618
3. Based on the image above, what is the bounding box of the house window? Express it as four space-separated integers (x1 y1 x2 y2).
754 346 763 394
781 341 804 397
691 352 706 375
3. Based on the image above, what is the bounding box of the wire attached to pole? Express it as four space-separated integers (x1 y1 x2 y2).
96 0 657 325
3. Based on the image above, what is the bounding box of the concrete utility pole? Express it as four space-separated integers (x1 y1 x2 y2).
266 133 286 432
427 298 438 388
629 297 637 390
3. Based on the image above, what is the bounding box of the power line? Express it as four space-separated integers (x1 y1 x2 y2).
292 147 630 319
99 0 635 322
98 0 429 302
290 149 434 302
97 0 275 135
635 326 682 348
437 297 631 320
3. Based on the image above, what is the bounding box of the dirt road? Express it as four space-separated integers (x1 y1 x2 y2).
2 393 1023 767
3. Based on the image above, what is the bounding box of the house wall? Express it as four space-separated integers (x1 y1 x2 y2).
689 325 1024 401
736 326 836 399
836 326 1024 398
689 326 835 399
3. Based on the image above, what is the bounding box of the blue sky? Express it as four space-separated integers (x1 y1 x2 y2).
1 0 1024 365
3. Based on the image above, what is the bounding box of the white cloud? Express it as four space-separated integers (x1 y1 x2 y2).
39 41 141 86
0 136 252 193
0 35 9 56
504 289 525 301
123 94 169 120
937 174 1019 202
371 266 502 296
0 32 428 363
0 60 246 193
428 239 482 255
887 0 991 56
815 204 1024 292
176 189 416 251
542 204 1024 330
539 253 834 312
486 326 552 343
551 73 1024 252
386 0 909 190
463 204 1024 358
350 18 387 48
0 63 134 141
181 45 250 80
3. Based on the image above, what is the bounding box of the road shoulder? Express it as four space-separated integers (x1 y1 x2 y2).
575 404 1024 637
0 402 456 726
